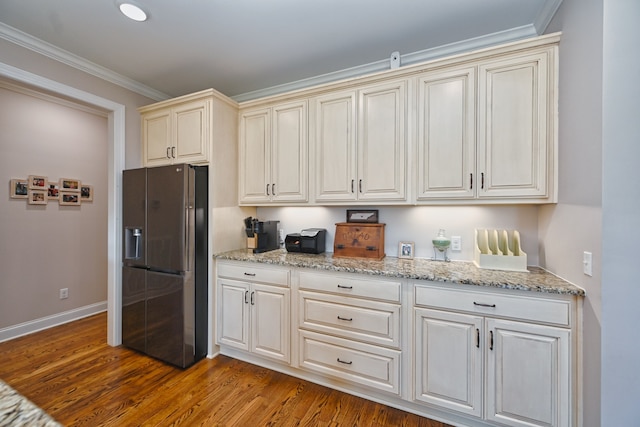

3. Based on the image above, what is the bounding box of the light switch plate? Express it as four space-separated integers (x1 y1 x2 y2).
451 236 461 251
583 251 593 276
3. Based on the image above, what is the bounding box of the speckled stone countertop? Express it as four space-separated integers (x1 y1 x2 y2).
215 249 585 297
0 379 62 427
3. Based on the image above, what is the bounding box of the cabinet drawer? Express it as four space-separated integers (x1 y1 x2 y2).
299 330 400 395
299 291 400 348
217 262 290 286
414 284 571 326
299 271 401 302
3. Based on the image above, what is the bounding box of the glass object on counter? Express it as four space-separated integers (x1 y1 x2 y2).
432 229 451 262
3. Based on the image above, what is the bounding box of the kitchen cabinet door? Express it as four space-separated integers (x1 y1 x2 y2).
416 66 476 199
486 318 570 427
217 278 250 351
271 100 308 203
313 89 358 202
238 108 271 204
142 109 172 167
357 79 407 201
239 101 308 204
172 98 210 164
477 50 554 200
414 308 483 417
251 283 290 363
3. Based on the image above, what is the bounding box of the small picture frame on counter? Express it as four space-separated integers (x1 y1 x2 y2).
398 241 414 259
346 209 379 223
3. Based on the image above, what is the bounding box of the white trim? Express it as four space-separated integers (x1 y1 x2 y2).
0 302 107 343
0 61 125 347
232 25 539 102
0 22 169 102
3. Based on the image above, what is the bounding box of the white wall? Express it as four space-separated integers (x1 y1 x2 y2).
601 0 640 423
258 205 540 263
0 82 108 328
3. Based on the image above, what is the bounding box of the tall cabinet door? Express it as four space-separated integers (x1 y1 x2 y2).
477 50 552 199
239 108 271 204
417 67 476 199
357 79 407 201
271 100 308 203
414 308 483 417
486 319 570 427
143 109 171 167
313 90 358 202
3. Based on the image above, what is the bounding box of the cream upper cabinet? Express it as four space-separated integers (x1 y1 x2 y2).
239 100 308 204
313 79 408 203
141 95 211 167
416 66 476 200
476 49 556 200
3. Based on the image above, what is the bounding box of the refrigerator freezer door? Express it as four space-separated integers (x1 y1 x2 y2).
145 270 193 367
122 168 147 266
146 165 194 273
122 266 146 353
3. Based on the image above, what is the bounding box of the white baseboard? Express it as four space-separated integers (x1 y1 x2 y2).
0 301 107 343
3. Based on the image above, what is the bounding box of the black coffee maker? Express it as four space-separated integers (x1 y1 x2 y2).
244 217 279 253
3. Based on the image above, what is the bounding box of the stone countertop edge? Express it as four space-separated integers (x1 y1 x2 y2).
214 249 585 297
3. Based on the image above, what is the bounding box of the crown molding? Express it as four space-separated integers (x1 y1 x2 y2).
534 0 564 34
0 22 170 102
232 24 539 102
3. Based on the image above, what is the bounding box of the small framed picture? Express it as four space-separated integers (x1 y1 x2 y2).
9 178 29 199
60 178 81 192
28 175 47 190
47 181 60 200
27 189 47 205
59 192 81 206
398 241 415 259
346 209 379 223
80 185 93 202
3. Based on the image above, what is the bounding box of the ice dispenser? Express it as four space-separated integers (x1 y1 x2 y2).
124 227 143 260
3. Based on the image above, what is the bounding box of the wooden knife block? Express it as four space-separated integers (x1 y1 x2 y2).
333 223 385 260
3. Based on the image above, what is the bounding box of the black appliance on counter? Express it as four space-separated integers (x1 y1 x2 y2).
285 228 327 254
122 164 208 368
244 217 280 253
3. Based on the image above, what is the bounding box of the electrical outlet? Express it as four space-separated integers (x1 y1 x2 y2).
59 288 69 299
451 236 462 251
583 252 593 276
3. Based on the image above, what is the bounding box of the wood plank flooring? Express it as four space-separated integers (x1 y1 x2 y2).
0 313 451 426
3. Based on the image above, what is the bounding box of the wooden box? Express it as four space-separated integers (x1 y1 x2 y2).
333 222 385 260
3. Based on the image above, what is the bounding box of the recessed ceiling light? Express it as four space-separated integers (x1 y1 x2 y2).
119 3 147 22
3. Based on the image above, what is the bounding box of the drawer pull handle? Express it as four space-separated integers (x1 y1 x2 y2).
473 301 496 308
366 246 377 251
337 358 353 365
337 316 353 322
337 284 353 289
336 244 345 249
244 272 256 277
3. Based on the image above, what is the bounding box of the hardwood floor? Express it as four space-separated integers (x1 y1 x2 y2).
0 313 451 426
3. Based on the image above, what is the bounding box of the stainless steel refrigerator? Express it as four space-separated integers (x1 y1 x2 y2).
122 164 208 368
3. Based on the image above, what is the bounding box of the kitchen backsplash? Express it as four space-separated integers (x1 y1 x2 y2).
256 205 540 265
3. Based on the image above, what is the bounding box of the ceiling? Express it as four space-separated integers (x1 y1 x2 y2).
0 0 562 102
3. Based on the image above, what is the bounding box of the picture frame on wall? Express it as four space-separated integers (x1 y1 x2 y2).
59 192 81 206
27 189 47 205
28 175 47 190
9 178 29 199
60 178 81 192
398 241 415 259
80 185 93 202
47 181 60 200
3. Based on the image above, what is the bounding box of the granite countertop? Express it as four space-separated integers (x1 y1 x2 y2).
215 249 585 297
0 379 62 427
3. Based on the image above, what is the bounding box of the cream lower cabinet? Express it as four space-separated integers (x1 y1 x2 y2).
414 283 573 427
216 262 291 364
297 270 402 395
